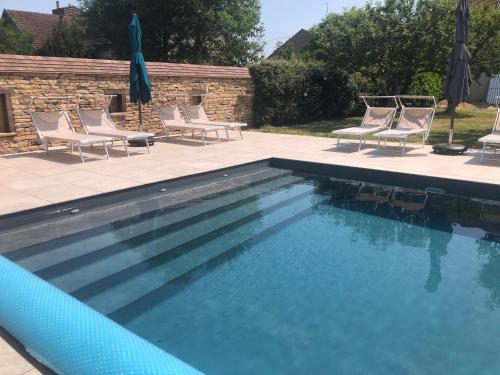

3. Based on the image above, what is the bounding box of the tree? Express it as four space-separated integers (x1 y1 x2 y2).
0 19 34 55
307 0 499 94
40 18 95 58
468 1 500 78
80 0 264 65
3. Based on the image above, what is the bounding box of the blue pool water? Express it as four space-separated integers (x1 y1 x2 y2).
4 167 500 375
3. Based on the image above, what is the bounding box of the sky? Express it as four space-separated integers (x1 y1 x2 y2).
0 0 366 56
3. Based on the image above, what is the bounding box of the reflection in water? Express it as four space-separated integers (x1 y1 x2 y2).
425 220 452 293
477 233 500 310
310 176 500 299
112 176 500 309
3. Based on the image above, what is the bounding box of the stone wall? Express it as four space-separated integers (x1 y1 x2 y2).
0 57 254 154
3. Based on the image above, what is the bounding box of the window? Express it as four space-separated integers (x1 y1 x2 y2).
188 88 206 106
190 95 202 106
0 90 14 134
104 90 127 113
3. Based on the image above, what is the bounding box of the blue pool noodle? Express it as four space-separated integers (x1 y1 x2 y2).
0 256 203 375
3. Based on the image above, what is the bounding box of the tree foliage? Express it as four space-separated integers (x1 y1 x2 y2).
408 71 444 99
80 0 264 65
40 18 95 58
468 1 500 78
307 0 500 94
0 19 34 55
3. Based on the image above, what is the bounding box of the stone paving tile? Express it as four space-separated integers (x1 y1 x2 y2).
0 337 34 375
1 177 60 192
0 186 51 216
20 369 43 375
21 182 99 204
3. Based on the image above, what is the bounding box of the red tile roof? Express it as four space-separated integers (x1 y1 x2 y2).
0 54 252 79
3 10 61 50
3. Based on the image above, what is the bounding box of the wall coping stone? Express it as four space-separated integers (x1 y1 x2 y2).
0 54 251 80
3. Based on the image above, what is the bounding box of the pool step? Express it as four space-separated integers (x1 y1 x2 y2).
86 193 325 317
39 182 314 293
8 169 301 273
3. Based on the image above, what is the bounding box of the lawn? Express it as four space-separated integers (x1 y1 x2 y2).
250 106 497 148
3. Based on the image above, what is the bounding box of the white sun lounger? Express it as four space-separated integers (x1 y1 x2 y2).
479 97 500 162
333 96 398 151
186 104 247 140
29 97 112 163
155 105 224 146
375 95 436 155
78 108 154 156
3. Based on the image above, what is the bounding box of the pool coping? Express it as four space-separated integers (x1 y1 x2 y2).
0 328 55 375
1 157 500 232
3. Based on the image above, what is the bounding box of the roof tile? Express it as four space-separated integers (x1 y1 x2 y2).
5 10 61 50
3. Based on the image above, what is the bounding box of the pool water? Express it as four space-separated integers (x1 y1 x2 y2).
4 167 500 375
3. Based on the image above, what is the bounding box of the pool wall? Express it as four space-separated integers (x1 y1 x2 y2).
269 158 500 201
0 256 203 375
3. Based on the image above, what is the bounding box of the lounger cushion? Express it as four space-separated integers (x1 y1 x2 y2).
156 106 224 132
88 128 154 140
44 133 112 145
79 110 154 140
163 123 223 132
186 104 247 129
186 105 247 129
333 125 386 136
375 128 426 138
31 111 112 145
479 132 500 144
190 119 247 128
333 107 395 137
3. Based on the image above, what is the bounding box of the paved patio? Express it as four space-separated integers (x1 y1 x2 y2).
0 131 499 217
1 131 500 374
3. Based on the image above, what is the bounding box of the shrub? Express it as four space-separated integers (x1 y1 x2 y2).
249 60 359 126
408 71 444 99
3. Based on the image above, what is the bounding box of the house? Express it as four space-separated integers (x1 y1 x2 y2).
269 29 313 58
0 2 80 52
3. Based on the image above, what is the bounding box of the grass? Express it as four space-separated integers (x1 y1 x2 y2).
249 107 497 148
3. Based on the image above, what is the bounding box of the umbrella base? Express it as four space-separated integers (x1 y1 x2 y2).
433 143 467 155
128 137 155 147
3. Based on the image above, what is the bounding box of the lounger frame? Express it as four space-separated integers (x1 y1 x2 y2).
479 97 500 162
186 93 246 140
154 93 224 146
333 96 399 151
29 96 110 163
77 95 152 157
375 95 437 155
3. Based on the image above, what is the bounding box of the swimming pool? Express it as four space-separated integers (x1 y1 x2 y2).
1 160 500 375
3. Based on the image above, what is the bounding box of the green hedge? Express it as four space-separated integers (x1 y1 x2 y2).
408 71 444 100
249 60 359 126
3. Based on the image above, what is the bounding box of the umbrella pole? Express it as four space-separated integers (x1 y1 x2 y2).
448 106 456 144
138 100 142 132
